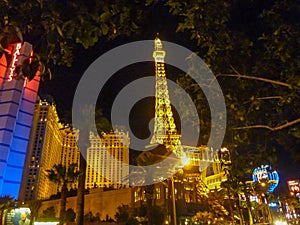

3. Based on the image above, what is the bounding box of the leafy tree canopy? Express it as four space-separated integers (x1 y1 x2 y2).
163 0 300 171
2 0 300 175
0 0 142 72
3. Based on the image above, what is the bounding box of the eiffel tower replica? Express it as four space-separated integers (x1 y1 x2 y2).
136 35 229 188
144 35 184 161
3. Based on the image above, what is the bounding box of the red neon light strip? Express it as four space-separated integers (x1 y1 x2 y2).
8 43 22 81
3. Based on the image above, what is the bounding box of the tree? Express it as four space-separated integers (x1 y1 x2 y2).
192 211 214 225
164 0 300 158
0 0 142 73
27 200 42 225
46 163 80 223
83 211 100 223
65 208 76 223
39 206 57 222
2 0 299 156
115 204 130 224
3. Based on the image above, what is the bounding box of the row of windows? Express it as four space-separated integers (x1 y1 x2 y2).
134 188 162 202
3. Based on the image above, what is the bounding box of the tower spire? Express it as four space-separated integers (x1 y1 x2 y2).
150 37 183 157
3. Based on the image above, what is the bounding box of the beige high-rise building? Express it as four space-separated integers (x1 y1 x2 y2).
59 127 80 190
60 127 80 170
19 98 80 201
86 129 130 190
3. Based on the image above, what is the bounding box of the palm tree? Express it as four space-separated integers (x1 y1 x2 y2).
27 199 42 225
192 211 214 225
46 163 80 223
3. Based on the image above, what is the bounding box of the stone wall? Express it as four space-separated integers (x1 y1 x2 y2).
38 188 132 221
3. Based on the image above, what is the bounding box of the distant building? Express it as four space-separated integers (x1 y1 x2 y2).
86 129 130 189
19 98 79 201
183 145 230 190
0 42 40 198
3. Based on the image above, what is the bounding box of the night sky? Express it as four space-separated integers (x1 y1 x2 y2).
38 2 300 193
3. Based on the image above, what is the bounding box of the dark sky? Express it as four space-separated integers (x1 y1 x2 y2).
38 2 300 193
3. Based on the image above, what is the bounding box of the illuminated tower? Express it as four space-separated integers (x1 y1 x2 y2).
148 37 229 191
150 36 183 158
0 42 40 198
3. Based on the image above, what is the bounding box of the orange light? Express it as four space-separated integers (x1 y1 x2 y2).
23 77 27 87
29 51 34 64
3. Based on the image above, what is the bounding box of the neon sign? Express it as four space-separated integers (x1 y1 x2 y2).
252 165 279 193
288 180 300 193
8 43 22 81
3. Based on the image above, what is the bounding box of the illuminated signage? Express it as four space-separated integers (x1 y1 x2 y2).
253 165 268 182
8 43 22 81
252 165 279 193
288 180 300 193
3 207 31 225
268 202 278 208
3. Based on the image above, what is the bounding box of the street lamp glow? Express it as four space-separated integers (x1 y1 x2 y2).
181 154 190 166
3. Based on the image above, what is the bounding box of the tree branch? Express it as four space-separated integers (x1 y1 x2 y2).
234 118 300 131
256 96 282 100
217 73 291 88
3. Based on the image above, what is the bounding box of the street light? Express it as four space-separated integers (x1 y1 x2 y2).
171 155 190 225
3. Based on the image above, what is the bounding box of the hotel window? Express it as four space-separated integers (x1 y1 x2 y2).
134 191 139 202
156 187 161 200
165 187 169 199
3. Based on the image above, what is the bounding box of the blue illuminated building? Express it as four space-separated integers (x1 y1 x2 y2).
0 42 40 198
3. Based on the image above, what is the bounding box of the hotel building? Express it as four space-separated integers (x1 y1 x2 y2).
60 127 80 166
86 129 130 189
19 98 79 201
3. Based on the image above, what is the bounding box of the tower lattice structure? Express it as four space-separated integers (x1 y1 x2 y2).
150 37 184 158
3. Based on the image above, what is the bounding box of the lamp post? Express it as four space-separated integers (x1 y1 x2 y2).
171 175 177 225
170 156 190 225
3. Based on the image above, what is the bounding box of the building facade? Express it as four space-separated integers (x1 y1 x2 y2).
183 145 229 190
19 99 80 201
86 129 130 189
0 42 40 198
38 188 133 221
60 127 80 170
